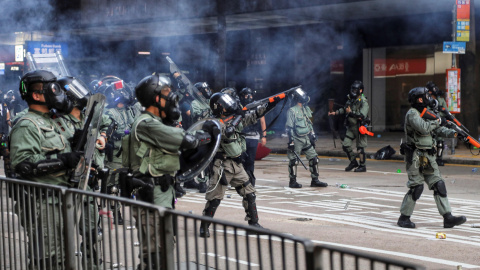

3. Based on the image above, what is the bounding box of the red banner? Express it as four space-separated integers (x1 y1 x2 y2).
373 58 427 77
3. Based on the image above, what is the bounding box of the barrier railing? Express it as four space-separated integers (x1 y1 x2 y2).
0 177 424 270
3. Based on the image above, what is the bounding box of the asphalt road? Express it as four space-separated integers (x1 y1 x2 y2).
176 154 480 270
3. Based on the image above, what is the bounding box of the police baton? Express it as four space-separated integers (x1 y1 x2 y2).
291 149 308 170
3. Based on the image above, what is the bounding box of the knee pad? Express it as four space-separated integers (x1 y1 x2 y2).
309 157 318 166
408 185 424 201
289 159 297 167
357 147 365 155
433 180 447 197
437 141 444 148
342 145 349 152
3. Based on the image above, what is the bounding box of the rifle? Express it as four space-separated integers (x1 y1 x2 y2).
166 56 210 109
242 86 302 111
437 105 469 133
419 108 480 149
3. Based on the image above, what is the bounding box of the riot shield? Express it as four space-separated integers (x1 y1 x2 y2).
166 56 211 111
71 93 107 190
177 118 221 182
25 51 71 77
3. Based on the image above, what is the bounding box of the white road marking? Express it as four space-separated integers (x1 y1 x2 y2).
204 253 259 266
213 227 480 269
312 240 480 269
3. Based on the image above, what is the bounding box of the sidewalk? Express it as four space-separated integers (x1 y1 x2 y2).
265 131 480 166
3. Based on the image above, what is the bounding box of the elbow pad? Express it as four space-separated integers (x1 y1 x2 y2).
16 159 65 178
181 132 212 150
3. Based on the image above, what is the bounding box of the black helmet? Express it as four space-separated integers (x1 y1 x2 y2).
239 87 254 105
210 92 238 117
408 87 430 105
194 82 212 99
19 70 57 101
105 80 131 108
57 76 90 109
350 80 364 98
291 87 309 104
220 87 240 102
426 81 441 96
135 74 172 108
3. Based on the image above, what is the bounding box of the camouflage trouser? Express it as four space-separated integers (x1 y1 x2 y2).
16 196 64 268
342 127 368 164
133 184 175 265
79 186 101 270
287 135 318 179
400 149 451 216
205 159 256 200
204 158 257 222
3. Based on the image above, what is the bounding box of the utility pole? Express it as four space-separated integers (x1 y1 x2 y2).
458 0 478 139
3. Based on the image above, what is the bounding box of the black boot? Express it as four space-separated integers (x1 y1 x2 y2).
397 214 415 228
354 165 366 172
345 160 359 171
443 213 466 228
199 199 221 238
310 178 328 187
183 179 200 189
289 178 302 188
244 193 264 228
198 182 207 193
113 209 124 225
175 182 186 198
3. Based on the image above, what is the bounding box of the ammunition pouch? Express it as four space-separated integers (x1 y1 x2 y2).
139 175 175 202
16 159 65 178
400 143 415 164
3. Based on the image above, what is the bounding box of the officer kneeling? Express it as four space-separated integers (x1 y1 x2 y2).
122 74 218 269
398 87 466 229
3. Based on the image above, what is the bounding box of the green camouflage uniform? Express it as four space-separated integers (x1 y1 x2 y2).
203 111 260 223
10 109 72 267
335 94 369 166
400 107 456 216
285 104 318 179
126 111 183 260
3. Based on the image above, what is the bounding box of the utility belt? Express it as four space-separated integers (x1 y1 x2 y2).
214 152 242 164
400 143 436 164
119 172 175 204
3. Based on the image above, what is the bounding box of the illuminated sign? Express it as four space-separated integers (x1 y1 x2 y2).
456 0 470 42
15 45 23 62
26 41 69 57
373 58 427 77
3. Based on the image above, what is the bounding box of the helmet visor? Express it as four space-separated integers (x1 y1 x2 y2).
64 78 90 100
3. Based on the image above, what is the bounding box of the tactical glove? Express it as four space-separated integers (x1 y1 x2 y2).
58 151 83 169
202 120 221 138
287 141 295 151
225 124 235 138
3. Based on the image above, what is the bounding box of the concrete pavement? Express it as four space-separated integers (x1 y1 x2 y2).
264 131 480 166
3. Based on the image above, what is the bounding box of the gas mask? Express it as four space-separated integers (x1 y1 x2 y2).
158 91 180 125
43 81 74 114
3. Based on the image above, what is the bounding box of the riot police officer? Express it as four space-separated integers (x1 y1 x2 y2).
127 74 217 268
426 81 447 166
199 92 280 238
10 70 83 268
286 88 328 188
328 81 370 172
239 87 267 186
104 81 138 224
397 87 466 229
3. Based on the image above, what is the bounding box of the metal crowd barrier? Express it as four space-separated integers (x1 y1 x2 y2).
0 177 424 270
